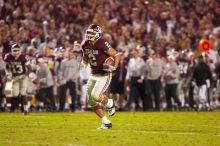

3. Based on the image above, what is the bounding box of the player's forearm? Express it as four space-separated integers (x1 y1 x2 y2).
82 56 89 66
113 53 121 68
83 60 88 66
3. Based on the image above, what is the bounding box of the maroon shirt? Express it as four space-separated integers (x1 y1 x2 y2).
4 53 28 77
81 37 112 74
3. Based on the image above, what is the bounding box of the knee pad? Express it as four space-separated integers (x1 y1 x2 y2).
91 91 100 102
85 91 97 107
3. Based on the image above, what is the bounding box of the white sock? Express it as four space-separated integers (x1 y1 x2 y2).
65 103 69 109
24 105 28 111
56 103 59 109
179 94 185 107
23 101 32 112
106 99 113 108
39 102 44 107
27 101 31 109
102 116 111 124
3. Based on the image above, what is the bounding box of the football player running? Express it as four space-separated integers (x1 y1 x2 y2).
81 24 121 129
4 44 32 115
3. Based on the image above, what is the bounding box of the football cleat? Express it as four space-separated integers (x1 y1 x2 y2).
107 99 116 117
97 123 112 130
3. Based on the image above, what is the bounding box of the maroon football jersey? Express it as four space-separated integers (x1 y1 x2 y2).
4 53 28 76
177 57 191 78
81 37 112 74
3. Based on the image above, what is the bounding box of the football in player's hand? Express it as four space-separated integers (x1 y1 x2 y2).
103 57 115 70
32 79 40 85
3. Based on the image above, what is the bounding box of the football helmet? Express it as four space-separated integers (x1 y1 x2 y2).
85 24 102 41
11 44 21 58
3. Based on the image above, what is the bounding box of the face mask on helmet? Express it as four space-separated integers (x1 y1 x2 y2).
85 24 101 41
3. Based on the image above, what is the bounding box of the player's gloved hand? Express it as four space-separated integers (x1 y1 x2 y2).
103 65 116 72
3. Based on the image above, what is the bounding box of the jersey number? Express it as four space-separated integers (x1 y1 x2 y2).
105 42 111 49
12 64 23 74
88 54 97 66
179 64 188 74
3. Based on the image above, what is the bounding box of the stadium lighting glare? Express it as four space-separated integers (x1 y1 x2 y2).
144 1 149 4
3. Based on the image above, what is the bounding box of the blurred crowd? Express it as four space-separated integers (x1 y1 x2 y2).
1 0 220 112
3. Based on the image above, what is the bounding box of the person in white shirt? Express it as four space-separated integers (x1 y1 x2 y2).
163 56 181 111
145 52 164 111
58 48 79 112
124 49 147 111
35 58 56 111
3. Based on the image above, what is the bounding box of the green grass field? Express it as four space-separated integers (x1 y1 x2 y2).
0 112 220 146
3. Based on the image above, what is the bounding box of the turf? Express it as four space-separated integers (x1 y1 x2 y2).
0 112 220 146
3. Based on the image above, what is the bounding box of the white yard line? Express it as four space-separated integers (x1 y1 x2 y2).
105 129 220 137
184 124 220 129
0 140 86 146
